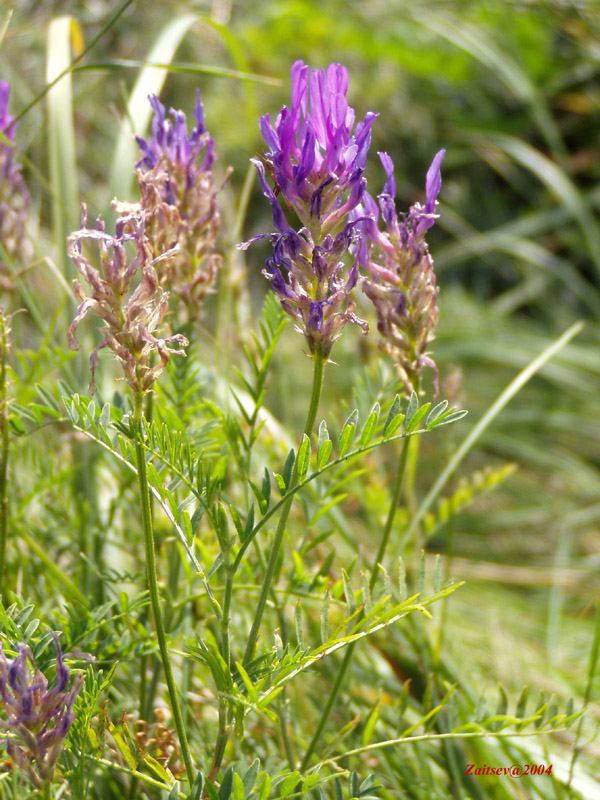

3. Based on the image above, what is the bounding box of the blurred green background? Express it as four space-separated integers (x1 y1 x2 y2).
2 0 599 793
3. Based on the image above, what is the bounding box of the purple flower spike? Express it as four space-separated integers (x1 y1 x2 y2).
134 90 230 317
0 82 31 290
0 636 84 789
0 82 15 141
240 61 376 360
359 150 445 395
135 90 214 178
258 59 378 238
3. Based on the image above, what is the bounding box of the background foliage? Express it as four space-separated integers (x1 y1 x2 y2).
0 1 598 798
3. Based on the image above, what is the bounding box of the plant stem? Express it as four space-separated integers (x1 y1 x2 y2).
242 350 325 666
300 434 411 770
0 313 9 585
133 395 195 786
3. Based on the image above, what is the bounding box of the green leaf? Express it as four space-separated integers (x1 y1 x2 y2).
219 766 234 800
282 447 295 490
140 752 173 783
426 400 448 427
516 686 529 719
360 403 380 447
205 780 220 800
242 759 260 794
258 774 271 800
361 701 381 747
232 774 245 800
318 419 329 449
338 408 359 457
404 391 419 429
428 409 468 429
274 473 286 496
242 505 255 541
297 434 311 482
317 438 333 469
249 481 268 515
406 402 431 433
280 773 301 798
384 395 402 436
236 661 259 704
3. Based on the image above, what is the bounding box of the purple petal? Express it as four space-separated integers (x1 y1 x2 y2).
378 151 396 199
251 158 291 233
424 148 445 215
291 60 309 123
308 300 325 331
263 264 297 300
259 114 280 154
193 88 206 132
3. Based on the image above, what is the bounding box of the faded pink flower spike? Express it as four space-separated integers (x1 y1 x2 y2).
68 205 188 395
354 150 445 395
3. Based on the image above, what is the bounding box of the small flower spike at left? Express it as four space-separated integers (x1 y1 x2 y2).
0 81 31 291
0 635 84 789
68 205 188 395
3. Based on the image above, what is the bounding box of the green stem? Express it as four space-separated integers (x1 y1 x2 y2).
0 314 9 585
300 434 411 771
242 350 325 666
208 531 235 781
369 438 410 594
133 395 195 786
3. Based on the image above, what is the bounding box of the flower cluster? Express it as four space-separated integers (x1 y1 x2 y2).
0 81 30 292
357 150 445 394
0 636 83 789
242 60 376 360
135 91 227 316
68 205 188 395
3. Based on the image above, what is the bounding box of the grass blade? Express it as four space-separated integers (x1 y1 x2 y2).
401 321 584 547
108 14 199 207
46 15 83 278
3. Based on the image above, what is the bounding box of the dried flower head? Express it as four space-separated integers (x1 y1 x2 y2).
68 205 188 395
0 82 31 291
135 91 227 316
0 635 83 789
357 150 445 395
241 61 376 360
